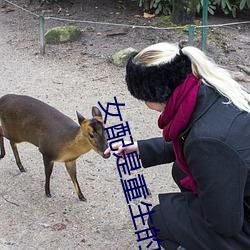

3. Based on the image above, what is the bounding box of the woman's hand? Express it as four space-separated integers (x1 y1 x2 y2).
104 141 139 158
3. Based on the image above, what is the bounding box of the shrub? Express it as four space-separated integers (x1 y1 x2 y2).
136 0 250 17
135 0 172 15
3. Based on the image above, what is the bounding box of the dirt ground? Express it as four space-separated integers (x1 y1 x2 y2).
0 0 249 249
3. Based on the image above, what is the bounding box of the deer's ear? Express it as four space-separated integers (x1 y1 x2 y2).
76 111 85 125
92 106 102 118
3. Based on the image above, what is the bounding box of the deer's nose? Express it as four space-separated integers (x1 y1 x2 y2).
102 152 111 159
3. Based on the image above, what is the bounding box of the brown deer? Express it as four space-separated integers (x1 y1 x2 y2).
0 94 110 201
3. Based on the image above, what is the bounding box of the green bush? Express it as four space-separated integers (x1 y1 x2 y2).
212 0 250 17
196 0 216 15
135 0 172 15
136 0 250 17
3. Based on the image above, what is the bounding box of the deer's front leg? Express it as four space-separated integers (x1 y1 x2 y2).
43 155 54 198
65 160 86 202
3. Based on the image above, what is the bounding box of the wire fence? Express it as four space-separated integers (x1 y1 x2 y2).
3 0 250 55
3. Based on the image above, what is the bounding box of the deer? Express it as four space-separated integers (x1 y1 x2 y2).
0 94 110 202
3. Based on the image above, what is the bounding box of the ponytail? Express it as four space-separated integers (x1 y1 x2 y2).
182 46 250 112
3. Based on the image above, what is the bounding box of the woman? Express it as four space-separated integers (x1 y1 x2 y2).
105 42 250 250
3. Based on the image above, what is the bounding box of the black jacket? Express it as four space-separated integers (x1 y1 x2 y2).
138 84 250 250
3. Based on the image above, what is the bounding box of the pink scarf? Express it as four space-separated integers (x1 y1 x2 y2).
158 73 201 194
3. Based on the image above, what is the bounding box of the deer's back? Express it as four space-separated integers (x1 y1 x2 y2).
0 94 79 147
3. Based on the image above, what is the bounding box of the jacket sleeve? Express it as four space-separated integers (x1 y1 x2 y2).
185 136 248 237
137 137 176 168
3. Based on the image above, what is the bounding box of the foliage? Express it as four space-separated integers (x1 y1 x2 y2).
239 0 250 9
135 0 172 15
209 0 238 17
196 0 216 15
213 0 250 17
135 0 250 17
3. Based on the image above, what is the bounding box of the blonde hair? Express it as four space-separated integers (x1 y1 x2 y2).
134 42 250 113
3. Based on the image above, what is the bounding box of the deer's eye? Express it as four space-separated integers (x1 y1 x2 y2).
89 133 94 139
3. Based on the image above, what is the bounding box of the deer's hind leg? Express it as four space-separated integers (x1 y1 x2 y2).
0 126 5 159
65 161 86 202
10 141 26 172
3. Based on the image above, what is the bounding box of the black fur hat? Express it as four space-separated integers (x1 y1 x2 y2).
125 52 192 103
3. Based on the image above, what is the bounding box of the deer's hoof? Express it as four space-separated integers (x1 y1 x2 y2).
46 193 52 198
79 196 87 202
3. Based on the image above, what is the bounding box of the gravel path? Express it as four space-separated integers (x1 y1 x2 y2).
0 4 176 250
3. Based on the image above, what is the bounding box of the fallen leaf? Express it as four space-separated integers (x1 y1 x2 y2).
51 223 67 231
143 12 155 18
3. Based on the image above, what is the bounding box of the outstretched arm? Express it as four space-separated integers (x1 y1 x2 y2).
138 137 175 168
105 137 175 168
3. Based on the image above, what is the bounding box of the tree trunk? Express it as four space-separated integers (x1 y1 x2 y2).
171 0 198 25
